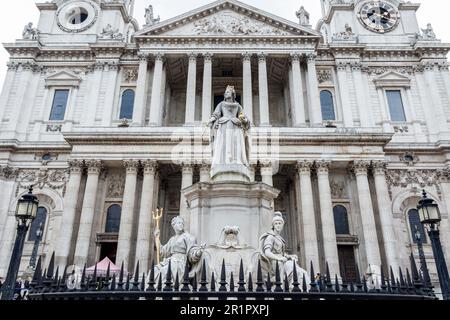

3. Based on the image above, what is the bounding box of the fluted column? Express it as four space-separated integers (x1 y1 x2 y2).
423 62 448 134
352 63 372 127
372 161 399 273
296 161 320 269
102 63 119 126
116 160 139 270
258 53 270 126
201 53 213 124
306 54 323 125
185 53 197 125
135 160 158 272
260 161 273 186
180 163 194 228
73 160 103 266
55 160 84 268
149 53 165 126
438 168 450 263
242 52 253 123
290 53 306 126
199 162 211 183
336 62 354 127
352 161 382 268
315 160 340 276
133 53 149 125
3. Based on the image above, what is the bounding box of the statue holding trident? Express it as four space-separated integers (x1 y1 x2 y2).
206 85 251 182
152 207 163 264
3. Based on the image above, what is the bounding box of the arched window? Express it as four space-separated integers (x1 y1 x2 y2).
119 89 135 120
408 209 427 244
28 207 47 242
105 205 121 233
333 205 350 235
320 90 336 121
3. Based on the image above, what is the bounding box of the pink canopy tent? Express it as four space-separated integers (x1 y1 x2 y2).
86 257 122 276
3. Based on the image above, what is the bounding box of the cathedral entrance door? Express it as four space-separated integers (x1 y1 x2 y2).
100 243 118 264
337 245 357 282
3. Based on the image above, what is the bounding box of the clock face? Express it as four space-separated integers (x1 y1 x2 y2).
358 1 400 33
56 0 98 33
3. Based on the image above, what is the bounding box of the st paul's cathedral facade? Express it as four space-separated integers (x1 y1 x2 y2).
1 0 450 295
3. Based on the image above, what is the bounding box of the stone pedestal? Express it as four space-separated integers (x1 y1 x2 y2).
182 181 279 273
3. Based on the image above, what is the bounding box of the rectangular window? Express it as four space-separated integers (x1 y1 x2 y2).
49 89 69 121
386 90 406 122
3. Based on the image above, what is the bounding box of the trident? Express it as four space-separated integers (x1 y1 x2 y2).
152 207 164 265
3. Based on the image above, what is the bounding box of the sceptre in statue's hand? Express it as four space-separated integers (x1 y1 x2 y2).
152 207 164 265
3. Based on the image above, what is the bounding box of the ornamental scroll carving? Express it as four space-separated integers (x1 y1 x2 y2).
385 169 443 201
192 14 288 36
15 168 69 197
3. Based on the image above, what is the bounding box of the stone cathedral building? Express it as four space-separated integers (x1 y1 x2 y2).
0 0 450 292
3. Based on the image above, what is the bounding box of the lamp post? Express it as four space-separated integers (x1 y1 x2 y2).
417 190 450 300
0 187 39 300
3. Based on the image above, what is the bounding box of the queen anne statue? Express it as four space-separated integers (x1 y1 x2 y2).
207 86 251 182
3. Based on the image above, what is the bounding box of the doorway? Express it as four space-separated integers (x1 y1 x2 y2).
337 245 358 282
100 243 118 264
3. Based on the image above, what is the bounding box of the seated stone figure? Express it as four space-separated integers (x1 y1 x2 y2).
151 216 210 285
258 212 309 285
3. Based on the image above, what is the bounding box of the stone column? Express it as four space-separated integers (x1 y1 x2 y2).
296 161 320 269
290 53 306 126
376 87 392 132
258 53 270 126
0 63 18 122
438 168 450 263
199 162 211 183
0 167 17 276
185 53 197 126
73 160 103 266
55 160 84 268
116 160 139 270
315 160 340 276
102 63 119 126
133 53 149 126
260 161 273 186
149 53 165 126
336 62 354 127
306 54 323 126
201 53 213 124
83 63 103 126
242 52 254 123
180 163 194 228
352 63 372 127
372 161 399 272
135 160 158 272
352 161 382 268
423 62 448 134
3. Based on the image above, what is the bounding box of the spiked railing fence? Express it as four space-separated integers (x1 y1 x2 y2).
24 252 437 301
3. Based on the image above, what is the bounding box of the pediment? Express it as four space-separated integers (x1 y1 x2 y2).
373 71 411 88
45 70 82 87
134 0 321 38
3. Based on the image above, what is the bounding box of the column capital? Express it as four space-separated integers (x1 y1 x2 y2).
242 52 253 62
138 52 149 62
257 52 267 62
152 52 165 63
198 161 211 172
372 161 388 176
290 52 302 63
296 160 314 174
141 160 158 174
203 52 213 62
351 160 371 176
181 162 194 174
123 160 140 174
306 53 317 62
187 52 198 62
85 160 104 175
315 160 331 175
68 160 85 174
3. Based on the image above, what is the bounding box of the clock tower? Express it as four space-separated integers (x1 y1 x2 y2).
319 0 422 45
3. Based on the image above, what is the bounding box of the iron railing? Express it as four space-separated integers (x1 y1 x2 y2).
25 252 436 301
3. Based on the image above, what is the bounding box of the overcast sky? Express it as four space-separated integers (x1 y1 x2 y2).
0 0 449 84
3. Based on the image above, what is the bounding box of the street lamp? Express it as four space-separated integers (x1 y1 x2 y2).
0 187 39 300
417 190 450 300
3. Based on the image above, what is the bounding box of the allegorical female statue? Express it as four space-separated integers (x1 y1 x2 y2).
207 86 251 182
258 212 309 284
152 216 208 284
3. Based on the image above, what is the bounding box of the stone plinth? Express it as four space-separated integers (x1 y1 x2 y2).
182 181 279 273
